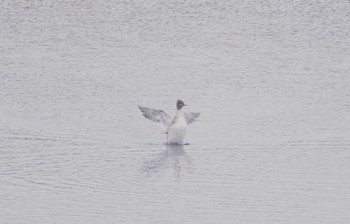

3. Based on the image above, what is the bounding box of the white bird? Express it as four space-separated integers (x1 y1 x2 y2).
138 100 200 144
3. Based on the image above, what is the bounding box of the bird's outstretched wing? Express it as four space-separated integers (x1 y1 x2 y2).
138 106 172 132
184 112 200 125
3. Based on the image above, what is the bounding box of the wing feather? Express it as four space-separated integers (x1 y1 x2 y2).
138 106 172 131
184 112 200 125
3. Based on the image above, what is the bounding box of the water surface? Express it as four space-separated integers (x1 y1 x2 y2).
1 0 350 223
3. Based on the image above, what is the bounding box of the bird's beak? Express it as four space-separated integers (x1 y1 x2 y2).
184 104 188 106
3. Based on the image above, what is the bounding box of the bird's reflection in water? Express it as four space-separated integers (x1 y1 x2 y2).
142 144 192 178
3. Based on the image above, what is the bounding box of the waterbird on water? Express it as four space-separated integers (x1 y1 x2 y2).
138 100 200 144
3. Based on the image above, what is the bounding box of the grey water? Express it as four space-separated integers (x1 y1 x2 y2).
1 0 350 223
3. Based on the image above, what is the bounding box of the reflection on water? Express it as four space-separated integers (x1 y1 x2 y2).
142 144 192 178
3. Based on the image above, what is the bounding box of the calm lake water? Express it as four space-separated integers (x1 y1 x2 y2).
1 0 350 223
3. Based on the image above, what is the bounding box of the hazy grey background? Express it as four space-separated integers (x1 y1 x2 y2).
1 0 350 223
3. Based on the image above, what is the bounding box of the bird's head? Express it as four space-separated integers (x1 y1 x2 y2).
176 100 187 110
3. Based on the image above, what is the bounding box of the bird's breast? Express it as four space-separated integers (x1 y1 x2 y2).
167 117 187 144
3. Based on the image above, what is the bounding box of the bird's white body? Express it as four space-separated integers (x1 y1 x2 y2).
138 100 199 145
167 109 188 144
